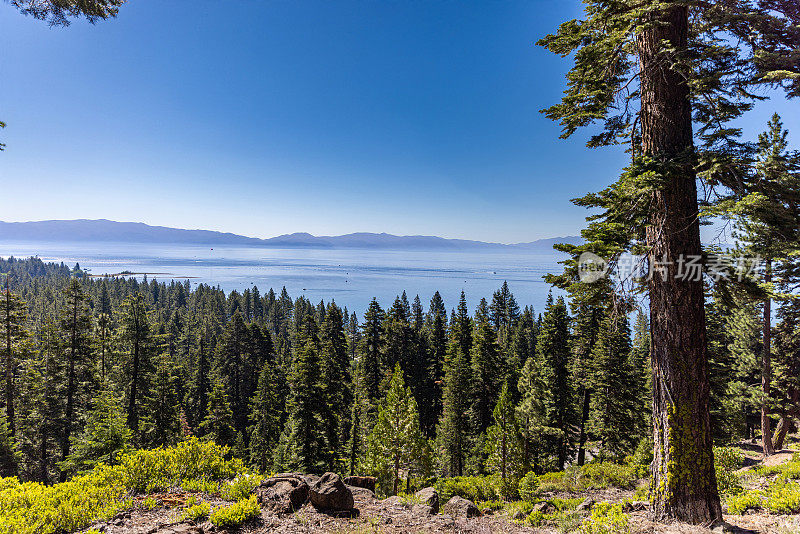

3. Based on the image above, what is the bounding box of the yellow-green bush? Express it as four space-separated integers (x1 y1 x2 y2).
435 475 501 502
727 490 763 514
219 473 261 501
765 482 800 514
518 471 539 503
579 502 630 534
0 465 128 534
537 463 637 493
180 501 211 522
209 496 260 528
120 438 245 493
0 438 248 534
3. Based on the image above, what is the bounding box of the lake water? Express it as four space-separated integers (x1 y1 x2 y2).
0 241 566 315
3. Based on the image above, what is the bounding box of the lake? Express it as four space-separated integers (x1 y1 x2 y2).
0 241 566 315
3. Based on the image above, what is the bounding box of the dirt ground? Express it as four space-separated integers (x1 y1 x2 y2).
83 442 800 534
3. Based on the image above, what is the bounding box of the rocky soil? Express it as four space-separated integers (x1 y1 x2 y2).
82 450 800 534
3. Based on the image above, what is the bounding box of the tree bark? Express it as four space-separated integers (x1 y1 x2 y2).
577 388 590 466
762 260 774 455
637 4 722 524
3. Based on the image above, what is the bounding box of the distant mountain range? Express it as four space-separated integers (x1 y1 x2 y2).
0 219 581 251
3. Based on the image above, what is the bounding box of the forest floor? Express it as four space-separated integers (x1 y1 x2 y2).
82 441 800 534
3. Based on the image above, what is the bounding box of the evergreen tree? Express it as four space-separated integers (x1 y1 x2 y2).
119 293 153 433
199 380 237 448
285 315 327 472
1 284 28 437
451 291 472 357
215 312 249 437
319 303 351 464
731 115 800 454
248 360 283 472
540 0 799 522
539 295 574 469
0 411 18 477
364 364 427 496
360 299 385 403
423 292 448 436
470 298 503 438
484 382 523 498
588 314 639 457
57 280 95 481
140 356 181 448
59 388 130 474
382 295 413 377
437 344 471 477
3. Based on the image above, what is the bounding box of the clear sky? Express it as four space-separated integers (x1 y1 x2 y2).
1 1 797 243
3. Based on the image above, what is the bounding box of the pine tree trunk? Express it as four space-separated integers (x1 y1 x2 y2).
128 335 140 431
762 260 774 455
637 4 721 524
772 389 799 451
577 388 590 466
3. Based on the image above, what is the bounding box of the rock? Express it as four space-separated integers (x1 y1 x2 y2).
414 487 439 513
711 520 753 533
255 474 309 513
343 475 376 493
532 501 555 514
310 472 354 511
412 503 435 516
442 496 479 519
576 498 595 511
382 495 402 507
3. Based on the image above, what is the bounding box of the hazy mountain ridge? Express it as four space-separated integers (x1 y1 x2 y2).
0 219 581 250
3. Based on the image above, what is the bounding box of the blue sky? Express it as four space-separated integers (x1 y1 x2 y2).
1 1 797 243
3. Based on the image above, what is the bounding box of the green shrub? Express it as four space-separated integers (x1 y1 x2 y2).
219 473 261 501
120 438 245 493
525 510 546 527
537 470 568 493
181 478 220 494
0 439 248 534
504 500 534 521
0 465 127 534
398 492 422 508
476 499 505 512
518 471 540 503
526 509 584 533
139 496 159 511
630 436 653 478
209 496 260 528
435 475 501 502
579 502 630 534
181 501 211 522
765 482 800 514
727 490 763 515
714 447 745 471
550 497 583 511
538 463 637 493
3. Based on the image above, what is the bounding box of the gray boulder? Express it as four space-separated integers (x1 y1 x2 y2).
310 472 354 511
255 474 309 513
576 498 595 511
343 475 376 493
442 496 479 519
415 487 439 514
